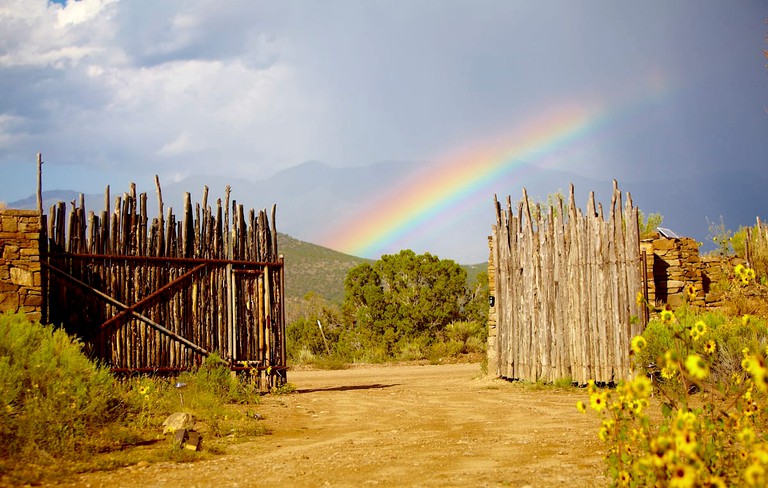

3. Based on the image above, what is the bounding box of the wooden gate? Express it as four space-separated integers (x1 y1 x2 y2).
489 182 643 385
41 183 286 386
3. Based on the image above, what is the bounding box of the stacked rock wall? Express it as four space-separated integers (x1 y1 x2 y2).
0 210 42 320
700 255 747 308
641 237 705 308
641 236 746 309
486 236 498 375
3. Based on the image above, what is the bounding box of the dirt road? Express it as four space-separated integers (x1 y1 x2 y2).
64 363 608 487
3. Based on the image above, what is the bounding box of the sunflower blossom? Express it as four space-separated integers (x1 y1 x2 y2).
631 335 647 354
685 354 709 380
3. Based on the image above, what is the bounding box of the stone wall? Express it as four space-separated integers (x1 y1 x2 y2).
486 236 498 375
700 254 746 308
641 237 705 308
641 236 742 309
0 210 42 320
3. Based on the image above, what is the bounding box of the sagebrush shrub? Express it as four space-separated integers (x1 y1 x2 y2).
0 312 120 458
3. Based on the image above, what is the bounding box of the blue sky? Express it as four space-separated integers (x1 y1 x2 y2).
0 1 766 262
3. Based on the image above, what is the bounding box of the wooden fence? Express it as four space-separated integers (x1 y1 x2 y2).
490 181 644 385
42 180 285 385
746 217 768 269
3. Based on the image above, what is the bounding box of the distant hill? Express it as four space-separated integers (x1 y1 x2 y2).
462 262 488 286
278 233 488 304
278 233 372 304
7 160 768 263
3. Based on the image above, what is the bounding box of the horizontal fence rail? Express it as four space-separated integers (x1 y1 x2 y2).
491 181 643 385
42 180 286 385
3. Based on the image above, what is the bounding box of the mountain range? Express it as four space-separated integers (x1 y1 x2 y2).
9 160 768 263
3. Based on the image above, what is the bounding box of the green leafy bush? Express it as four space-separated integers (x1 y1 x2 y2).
444 320 487 353
0 312 120 458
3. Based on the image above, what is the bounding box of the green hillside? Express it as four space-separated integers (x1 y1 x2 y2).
462 262 488 286
278 233 372 304
277 233 488 305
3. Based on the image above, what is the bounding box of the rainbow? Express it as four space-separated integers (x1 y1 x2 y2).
321 82 670 259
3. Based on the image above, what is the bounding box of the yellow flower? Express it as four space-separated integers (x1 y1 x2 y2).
661 367 677 380
744 401 759 417
685 354 709 380
665 350 678 366
685 284 697 300
587 379 597 395
650 436 673 467
735 263 746 277
675 409 697 430
738 427 756 445
746 268 756 280
636 291 646 306
631 398 649 414
576 401 586 414
630 335 647 354
707 476 727 488
704 340 716 355
745 462 766 487
598 419 614 442
669 464 696 488
743 314 753 326
753 444 768 464
739 450 750 461
631 375 653 399
661 309 675 323
590 391 608 412
690 320 707 341
138 385 150 396
675 430 698 456
618 470 631 486
743 355 768 392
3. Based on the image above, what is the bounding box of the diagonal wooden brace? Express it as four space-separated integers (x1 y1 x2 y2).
99 263 209 331
43 262 211 357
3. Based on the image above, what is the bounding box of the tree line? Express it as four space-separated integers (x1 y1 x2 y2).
287 249 489 365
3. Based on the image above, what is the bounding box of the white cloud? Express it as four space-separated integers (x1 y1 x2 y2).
0 1 765 210
103 57 321 160
0 0 118 68
157 132 199 157
56 0 116 27
0 113 28 148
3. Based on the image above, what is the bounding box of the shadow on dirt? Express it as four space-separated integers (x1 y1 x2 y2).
296 383 399 394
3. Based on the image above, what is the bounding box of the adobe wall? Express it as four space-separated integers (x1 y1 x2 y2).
0 209 42 320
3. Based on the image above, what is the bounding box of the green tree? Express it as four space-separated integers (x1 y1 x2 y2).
464 271 490 325
286 292 342 360
342 250 469 353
